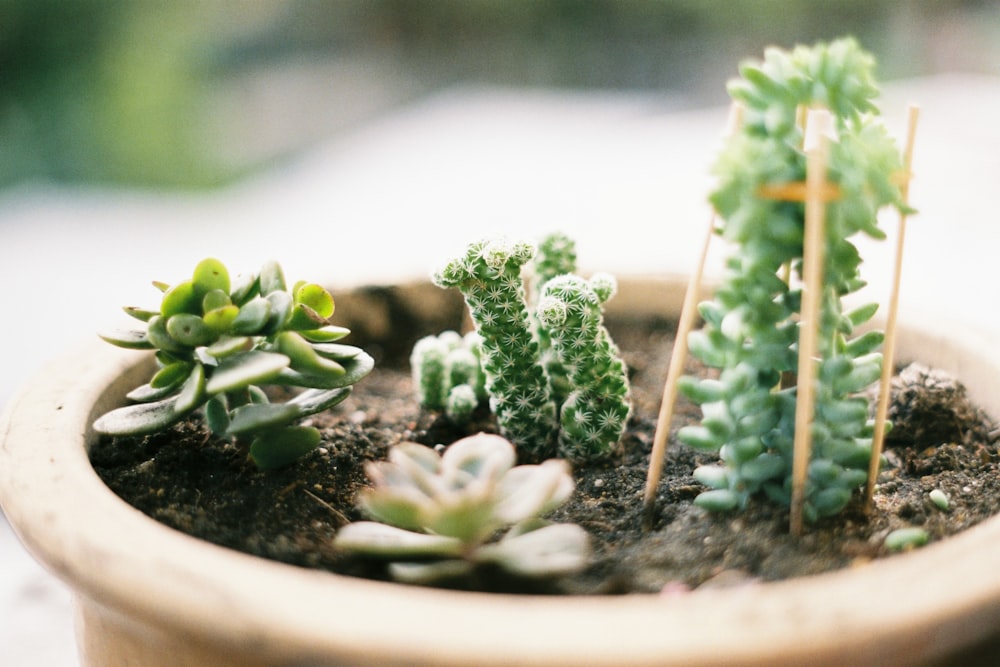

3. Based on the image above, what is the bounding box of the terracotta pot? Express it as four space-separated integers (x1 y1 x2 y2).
2 276 1000 666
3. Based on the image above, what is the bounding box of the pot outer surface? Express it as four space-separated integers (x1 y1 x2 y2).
1 278 989 664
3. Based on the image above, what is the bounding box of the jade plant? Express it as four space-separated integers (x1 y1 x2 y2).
677 37 910 521
430 234 630 463
93 258 374 469
333 432 590 585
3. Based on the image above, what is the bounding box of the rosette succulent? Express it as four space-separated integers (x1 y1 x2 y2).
333 433 590 585
93 258 374 469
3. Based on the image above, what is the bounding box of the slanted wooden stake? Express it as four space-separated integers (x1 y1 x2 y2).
789 108 832 536
865 105 921 512
642 103 743 529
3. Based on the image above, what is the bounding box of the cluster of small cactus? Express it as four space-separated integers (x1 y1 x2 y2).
333 433 589 584
410 330 487 424
679 38 911 521
94 258 374 469
430 233 630 463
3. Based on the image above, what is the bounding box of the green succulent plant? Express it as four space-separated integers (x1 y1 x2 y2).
410 330 487 425
93 258 374 469
537 273 631 462
677 37 910 521
333 432 590 585
430 233 631 463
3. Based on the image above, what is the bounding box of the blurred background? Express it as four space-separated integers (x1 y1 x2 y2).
3 0 1000 191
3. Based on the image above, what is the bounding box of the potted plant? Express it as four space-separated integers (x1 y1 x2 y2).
3 37 1000 666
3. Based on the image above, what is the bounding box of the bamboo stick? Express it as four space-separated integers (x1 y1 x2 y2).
865 105 921 512
789 108 832 536
641 103 743 529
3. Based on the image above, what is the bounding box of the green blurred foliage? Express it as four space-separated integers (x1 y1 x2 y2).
0 0 991 190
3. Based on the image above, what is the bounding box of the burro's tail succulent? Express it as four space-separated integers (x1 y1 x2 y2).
537 273 631 462
93 258 374 469
333 432 590 585
678 38 910 521
432 238 558 459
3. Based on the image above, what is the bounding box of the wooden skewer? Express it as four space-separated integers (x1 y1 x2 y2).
865 104 921 512
641 103 743 529
789 108 832 536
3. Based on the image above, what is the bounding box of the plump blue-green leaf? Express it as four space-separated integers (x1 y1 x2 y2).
205 351 289 395
166 314 215 347
740 453 785 482
264 291 293 333
288 387 352 416
677 376 726 403
248 425 321 469
846 302 879 327
677 425 723 451
226 402 302 436
693 465 729 490
810 487 852 518
694 489 740 512
92 395 188 436
98 329 154 350
885 527 929 552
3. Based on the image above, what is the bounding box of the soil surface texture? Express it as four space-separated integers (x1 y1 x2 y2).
91 285 1000 595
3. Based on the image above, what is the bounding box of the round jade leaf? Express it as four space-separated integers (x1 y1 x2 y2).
202 288 232 313
150 361 193 389
146 316 187 354
160 280 201 318
192 258 230 295
231 298 271 335
300 326 351 343
203 305 240 334
248 425 321 470
294 283 334 318
166 314 215 347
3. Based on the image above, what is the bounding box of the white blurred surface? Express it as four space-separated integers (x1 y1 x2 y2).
2 74 999 665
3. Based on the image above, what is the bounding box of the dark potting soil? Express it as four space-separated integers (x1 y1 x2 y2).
90 285 1000 596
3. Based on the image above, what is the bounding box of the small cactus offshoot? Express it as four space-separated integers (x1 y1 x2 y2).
410 330 487 425
93 258 374 469
333 433 590 585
